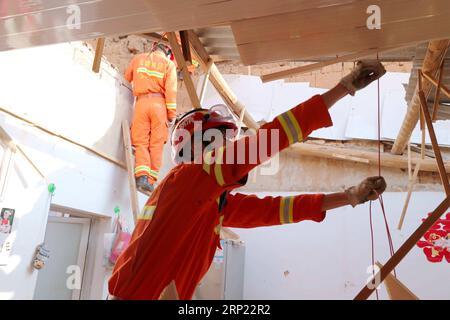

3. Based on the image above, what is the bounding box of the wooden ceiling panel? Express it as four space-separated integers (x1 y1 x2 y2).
232 0 450 65
0 0 355 52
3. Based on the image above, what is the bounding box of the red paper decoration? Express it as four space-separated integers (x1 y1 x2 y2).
417 213 450 263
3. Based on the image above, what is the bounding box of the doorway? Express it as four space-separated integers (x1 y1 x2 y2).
34 214 90 300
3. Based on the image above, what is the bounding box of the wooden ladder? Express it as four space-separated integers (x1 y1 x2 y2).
122 120 139 224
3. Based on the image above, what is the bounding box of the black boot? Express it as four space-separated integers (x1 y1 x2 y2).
136 176 154 195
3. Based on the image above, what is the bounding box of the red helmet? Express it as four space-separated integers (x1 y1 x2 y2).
171 104 238 164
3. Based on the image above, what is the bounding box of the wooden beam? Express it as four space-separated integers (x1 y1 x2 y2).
187 30 259 130
179 31 192 64
232 0 450 65
220 227 240 241
92 37 105 73
375 262 419 300
260 46 406 83
398 127 426 230
355 196 450 300
139 32 170 45
422 70 450 100
290 142 450 173
199 58 214 106
16 145 46 180
159 281 179 300
0 127 16 201
432 61 445 121
392 39 449 155
0 129 47 194
397 161 422 230
419 87 450 196
0 106 126 169
167 32 201 109
122 120 139 224
0 126 16 150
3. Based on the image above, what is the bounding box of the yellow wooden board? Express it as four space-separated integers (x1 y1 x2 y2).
232 0 450 65
0 0 353 52
376 262 419 300
122 120 139 224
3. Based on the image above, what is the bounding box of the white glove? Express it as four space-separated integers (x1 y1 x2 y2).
340 60 387 96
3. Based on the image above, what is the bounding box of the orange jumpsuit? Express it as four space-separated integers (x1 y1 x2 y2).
109 95 333 299
125 51 177 183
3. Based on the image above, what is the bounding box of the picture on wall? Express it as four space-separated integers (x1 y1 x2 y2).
0 208 15 234
0 208 15 265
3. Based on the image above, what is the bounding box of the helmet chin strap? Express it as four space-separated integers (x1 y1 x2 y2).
148 32 169 57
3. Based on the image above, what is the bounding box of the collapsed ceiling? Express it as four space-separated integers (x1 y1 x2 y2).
1 0 449 64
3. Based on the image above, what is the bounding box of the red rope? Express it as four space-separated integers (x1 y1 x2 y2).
369 201 379 300
368 54 397 299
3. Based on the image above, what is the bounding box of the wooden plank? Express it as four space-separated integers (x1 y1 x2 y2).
139 32 170 46
199 58 214 106
290 142 450 173
418 70 425 131
0 127 16 201
0 125 46 181
398 127 426 230
159 281 179 300
419 89 450 196
392 39 449 154
407 141 412 180
16 145 46 179
0 106 126 169
92 38 105 73
167 32 201 109
188 30 259 130
220 227 240 241
355 196 450 300
8 0 450 57
122 120 139 224
375 262 419 300
432 61 445 121
397 161 422 230
0 126 16 150
0 0 359 53
422 70 450 100
232 0 450 65
179 31 192 64
0 131 44 203
260 46 406 83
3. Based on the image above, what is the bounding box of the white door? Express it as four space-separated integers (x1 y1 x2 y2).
34 216 90 300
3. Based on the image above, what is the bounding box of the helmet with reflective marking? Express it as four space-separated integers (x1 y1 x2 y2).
171 105 238 164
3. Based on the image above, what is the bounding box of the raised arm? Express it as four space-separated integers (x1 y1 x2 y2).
202 60 386 189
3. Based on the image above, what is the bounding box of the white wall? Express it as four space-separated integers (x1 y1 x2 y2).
233 191 450 300
0 43 148 299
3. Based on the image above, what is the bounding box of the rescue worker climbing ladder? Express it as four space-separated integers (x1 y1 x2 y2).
108 60 388 300
125 41 177 194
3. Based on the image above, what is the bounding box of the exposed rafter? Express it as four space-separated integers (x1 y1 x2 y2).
187 30 259 130
391 40 450 154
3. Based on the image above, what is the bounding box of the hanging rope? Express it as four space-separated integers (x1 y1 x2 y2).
369 202 378 299
368 53 397 299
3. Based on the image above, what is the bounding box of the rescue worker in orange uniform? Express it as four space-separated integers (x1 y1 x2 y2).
125 42 177 194
109 60 387 299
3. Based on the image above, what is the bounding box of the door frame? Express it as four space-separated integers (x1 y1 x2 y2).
47 216 91 300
